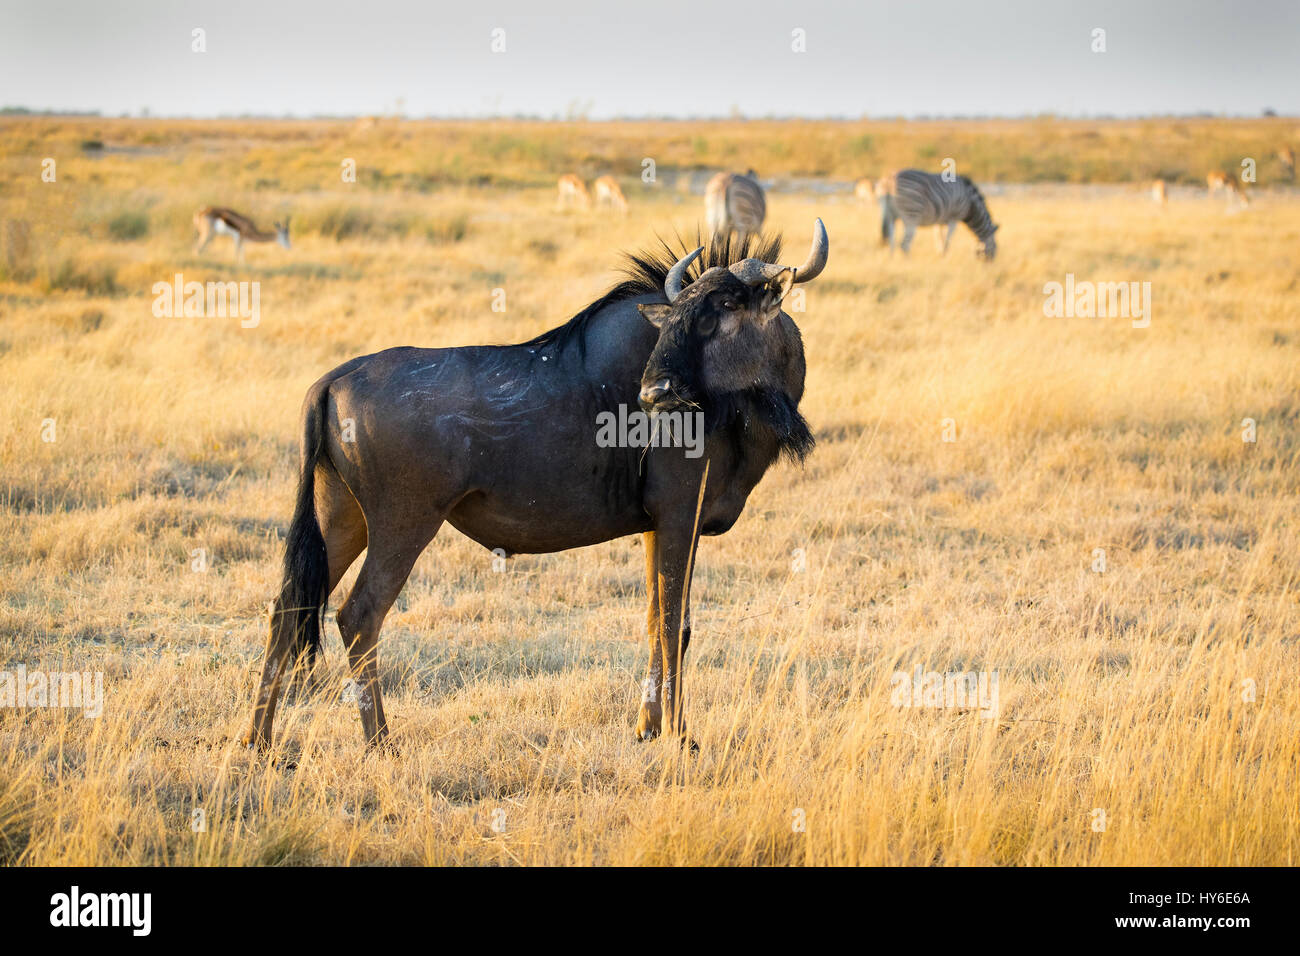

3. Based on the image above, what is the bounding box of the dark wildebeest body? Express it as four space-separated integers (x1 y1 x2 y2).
244 222 828 750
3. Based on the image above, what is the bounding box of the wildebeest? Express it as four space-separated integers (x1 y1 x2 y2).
593 175 628 213
243 220 829 751
193 207 290 261
705 171 766 243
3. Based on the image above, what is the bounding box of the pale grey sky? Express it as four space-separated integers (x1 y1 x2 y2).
1 0 1297 119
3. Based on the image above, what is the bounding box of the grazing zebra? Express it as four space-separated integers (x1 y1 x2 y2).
592 175 628 213
1207 170 1249 206
1151 179 1168 205
1279 147 1296 181
877 169 999 259
705 171 766 242
556 174 590 210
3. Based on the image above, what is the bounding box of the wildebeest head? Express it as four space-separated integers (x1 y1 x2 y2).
636 219 827 416
274 217 291 249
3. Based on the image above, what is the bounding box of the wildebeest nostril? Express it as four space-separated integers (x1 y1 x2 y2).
639 379 671 409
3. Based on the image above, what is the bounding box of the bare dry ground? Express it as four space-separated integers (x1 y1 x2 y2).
0 118 1297 864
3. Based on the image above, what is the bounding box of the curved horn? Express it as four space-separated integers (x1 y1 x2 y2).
664 246 702 303
727 219 829 286
792 218 828 283
728 258 787 285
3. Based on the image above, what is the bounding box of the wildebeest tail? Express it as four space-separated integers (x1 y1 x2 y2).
271 384 331 671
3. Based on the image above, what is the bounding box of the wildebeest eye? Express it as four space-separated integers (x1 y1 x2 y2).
697 313 718 336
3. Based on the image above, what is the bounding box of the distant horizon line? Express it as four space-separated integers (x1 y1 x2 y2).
3 107 1297 123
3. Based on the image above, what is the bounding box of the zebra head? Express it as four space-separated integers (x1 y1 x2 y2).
977 224 998 261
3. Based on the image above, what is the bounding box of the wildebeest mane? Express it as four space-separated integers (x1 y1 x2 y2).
522 230 784 356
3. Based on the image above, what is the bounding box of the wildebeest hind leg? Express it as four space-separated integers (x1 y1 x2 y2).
285 464 368 701
336 518 443 750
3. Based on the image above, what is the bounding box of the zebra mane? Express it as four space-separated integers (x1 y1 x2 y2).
959 176 996 241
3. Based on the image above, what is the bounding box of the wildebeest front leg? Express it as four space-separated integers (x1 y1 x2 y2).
636 531 663 740
655 521 698 744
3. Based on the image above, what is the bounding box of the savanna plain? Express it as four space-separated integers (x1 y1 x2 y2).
0 117 1297 865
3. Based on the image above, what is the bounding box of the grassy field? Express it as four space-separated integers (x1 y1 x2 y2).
0 117 1297 865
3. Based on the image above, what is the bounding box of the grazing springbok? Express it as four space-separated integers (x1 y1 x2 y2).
556 174 591 210
705 171 766 242
193 207 290 261
877 169 999 259
1151 179 1168 205
242 221 829 752
593 175 629 214
1207 170 1249 207
1279 147 1296 181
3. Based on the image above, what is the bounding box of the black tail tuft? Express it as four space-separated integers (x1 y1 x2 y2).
271 387 330 672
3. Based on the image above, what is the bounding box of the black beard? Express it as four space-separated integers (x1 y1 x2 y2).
705 386 815 465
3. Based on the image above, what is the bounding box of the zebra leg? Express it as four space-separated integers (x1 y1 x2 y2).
939 221 957 255
900 222 917 255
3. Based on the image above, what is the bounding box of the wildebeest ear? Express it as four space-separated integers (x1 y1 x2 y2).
637 303 673 329
769 268 795 302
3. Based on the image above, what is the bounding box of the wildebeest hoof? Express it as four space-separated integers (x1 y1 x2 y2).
636 702 662 741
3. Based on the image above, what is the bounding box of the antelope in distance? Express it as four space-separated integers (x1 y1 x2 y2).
1207 170 1249 207
877 169 999 259
556 173 591 210
193 207 290 261
593 175 629 214
242 221 830 753
1279 147 1296 181
854 177 876 201
1151 179 1168 205
705 171 766 243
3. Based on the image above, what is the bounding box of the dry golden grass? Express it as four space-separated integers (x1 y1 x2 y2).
0 118 1297 865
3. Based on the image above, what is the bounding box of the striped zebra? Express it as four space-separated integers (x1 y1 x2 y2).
877 169 999 259
705 171 766 242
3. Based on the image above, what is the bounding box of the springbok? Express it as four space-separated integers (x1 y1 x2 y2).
854 177 876 201
242 222 830 752
1278 147 1296 181
556 174 590 210
1151 179 1168 205
593 175 628 213
705 171 766 242
193 207 290 261
1207 170 1249 207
